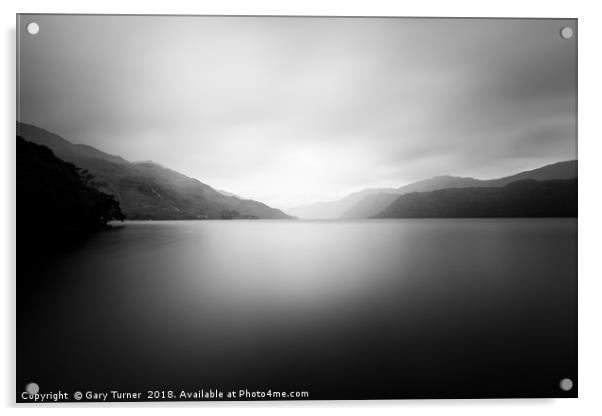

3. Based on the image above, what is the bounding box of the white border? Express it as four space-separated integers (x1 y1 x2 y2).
3 1 602 415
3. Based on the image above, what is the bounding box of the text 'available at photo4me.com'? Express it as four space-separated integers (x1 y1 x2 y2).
21 388 311 402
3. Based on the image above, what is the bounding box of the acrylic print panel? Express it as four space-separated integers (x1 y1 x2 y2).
16 15 577 402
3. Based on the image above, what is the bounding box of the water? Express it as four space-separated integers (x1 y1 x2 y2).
18 219 577 399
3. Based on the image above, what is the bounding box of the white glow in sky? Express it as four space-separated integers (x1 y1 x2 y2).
19 16 576 208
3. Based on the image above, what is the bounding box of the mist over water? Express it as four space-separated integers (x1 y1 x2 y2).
19 219 577 399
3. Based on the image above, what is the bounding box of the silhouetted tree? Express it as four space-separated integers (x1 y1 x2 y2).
77 168 95 187
17 136 125 247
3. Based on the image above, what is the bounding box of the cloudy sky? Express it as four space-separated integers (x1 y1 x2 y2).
18 16 576 208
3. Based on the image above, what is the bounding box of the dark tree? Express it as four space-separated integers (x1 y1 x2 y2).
17 136 125 248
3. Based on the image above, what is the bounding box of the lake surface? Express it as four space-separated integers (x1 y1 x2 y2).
18 219 577 399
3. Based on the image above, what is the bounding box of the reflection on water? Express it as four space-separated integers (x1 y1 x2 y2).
18 219 577 399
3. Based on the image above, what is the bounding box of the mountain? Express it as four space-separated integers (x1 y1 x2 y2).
216 189 242 198
339 160 578 219
286 188 397 219
340 193 400 220
374 179 577 218
17 122 292 220
17 136 124 246
489 161 578 184
288 175 495 219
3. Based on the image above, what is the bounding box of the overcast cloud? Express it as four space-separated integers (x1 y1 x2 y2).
18 16 577 208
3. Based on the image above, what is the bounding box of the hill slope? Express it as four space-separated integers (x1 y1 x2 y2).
17 136 124 240
17 122 292 220
374 179 577 218
286 187 398 219
340 161 577 219
340 193 400 220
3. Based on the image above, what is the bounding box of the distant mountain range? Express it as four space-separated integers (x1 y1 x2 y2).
18 122 577 221
341 193 400 219
289 160 578 219
287 187 399 220
375 179 577 218
17 122 292 220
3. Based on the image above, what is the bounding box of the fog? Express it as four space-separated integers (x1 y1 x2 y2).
18 16 576 208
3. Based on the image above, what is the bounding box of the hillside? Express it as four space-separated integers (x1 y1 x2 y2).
17 136 124 242
286 187 397 219
17 122 292 220
340 161 578 219
340 193 400 220
374 179 577 218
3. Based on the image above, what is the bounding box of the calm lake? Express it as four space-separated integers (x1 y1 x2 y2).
18 219 577 399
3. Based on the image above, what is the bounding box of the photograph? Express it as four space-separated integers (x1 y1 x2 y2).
16 15 577 402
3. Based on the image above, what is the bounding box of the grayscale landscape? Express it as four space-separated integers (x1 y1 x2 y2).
17 15 577 401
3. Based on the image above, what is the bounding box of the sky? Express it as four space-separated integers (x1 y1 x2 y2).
18 16 577 209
